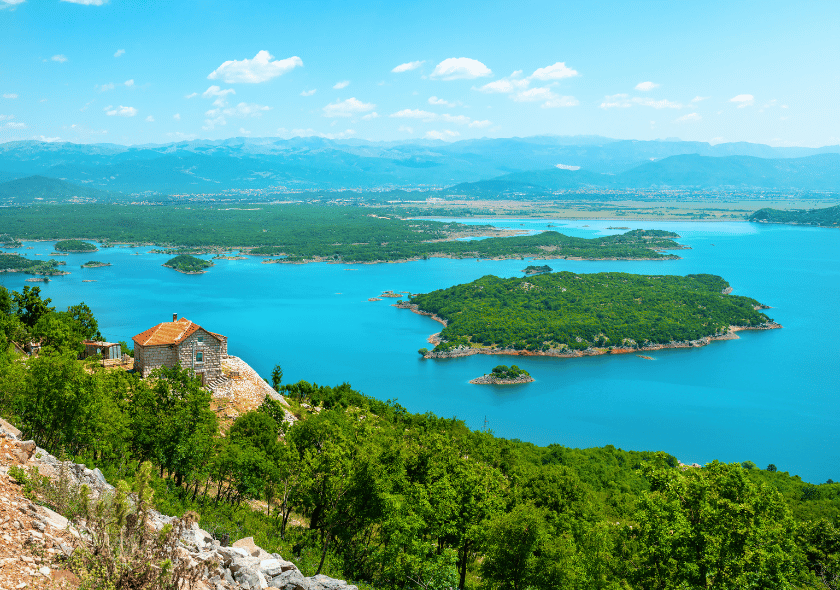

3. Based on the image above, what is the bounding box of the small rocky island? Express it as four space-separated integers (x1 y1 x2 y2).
163 254 213 274
81 260 111 268
522 264 552 275
55 239 98 253
470 364 534 385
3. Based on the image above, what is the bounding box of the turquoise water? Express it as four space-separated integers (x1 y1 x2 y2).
2 220 838 483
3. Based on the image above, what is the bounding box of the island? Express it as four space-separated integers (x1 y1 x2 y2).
404 272 781 359
55 239 98 252
81 260 111 268
470 364 534 385
0 254 69 276
522 264 552 275
163 254 213 274
749 205 840 228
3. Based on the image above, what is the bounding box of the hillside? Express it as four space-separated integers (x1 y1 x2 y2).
750 204 840 227
0 175 123 204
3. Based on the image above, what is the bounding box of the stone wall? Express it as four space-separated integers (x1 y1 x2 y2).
134 343 178 378
176 329 224 380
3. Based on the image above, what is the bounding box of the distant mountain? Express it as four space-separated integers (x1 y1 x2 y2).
448 153 840 195
0 175 124 204
0 137 839 195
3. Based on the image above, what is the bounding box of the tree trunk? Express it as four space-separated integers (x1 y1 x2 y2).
315 530 330 576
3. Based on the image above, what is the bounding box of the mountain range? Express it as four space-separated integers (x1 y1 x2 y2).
0 136 839 197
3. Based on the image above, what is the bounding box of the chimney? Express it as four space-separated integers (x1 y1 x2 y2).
173 313 178 322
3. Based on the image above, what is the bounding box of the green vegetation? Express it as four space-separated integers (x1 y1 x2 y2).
490 364 529 379
81 260 110 268
163 254 213 274
522 264 552 275
750 204 840 227
410 272 774 353
0 204 683 263
0 253 65 275
0 294 838 589
55 239 98 252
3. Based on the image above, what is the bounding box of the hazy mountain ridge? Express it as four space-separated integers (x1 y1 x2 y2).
0 136 839 195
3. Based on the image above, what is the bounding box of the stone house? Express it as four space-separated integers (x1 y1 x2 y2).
132 314 227 382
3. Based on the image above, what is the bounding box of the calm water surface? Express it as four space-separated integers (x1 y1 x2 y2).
2 219 837 483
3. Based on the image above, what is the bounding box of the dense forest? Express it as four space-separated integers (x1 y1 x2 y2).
0 204 683 263
0 287 838 589
410 272 775 353
750 205 840 227
163 254 213 273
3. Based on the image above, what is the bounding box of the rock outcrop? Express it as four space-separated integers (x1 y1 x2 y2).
0 419 355 590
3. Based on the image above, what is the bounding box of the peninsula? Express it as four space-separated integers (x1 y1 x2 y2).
750 205 840 228
0 254 68 276
406 272 780 359
163 254 213 274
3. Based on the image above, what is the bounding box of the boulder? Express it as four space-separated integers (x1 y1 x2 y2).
233 567 261 590
305 574 357 590
232 536 272 559
267 569 309 590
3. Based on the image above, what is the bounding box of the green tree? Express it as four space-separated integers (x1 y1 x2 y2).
270 364 283 391
12 285 54 328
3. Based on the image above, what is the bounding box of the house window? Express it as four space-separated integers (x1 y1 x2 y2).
195 352 204 363
197 335 204 344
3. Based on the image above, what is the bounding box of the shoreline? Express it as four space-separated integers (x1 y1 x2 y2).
469 373 535 385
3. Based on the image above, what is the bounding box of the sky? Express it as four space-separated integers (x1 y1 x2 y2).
1 0 838 148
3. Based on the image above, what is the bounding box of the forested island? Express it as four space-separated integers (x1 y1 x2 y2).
408 272 780 357
163 254 213 274
470 364 534 384
0 285 837 590
54 239 98 252
81 260 110 268
750 204 840 227
0 253 67 275
522 264 552 275
0 204 685 263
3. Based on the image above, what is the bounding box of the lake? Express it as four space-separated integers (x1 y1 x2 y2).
2 219 837 483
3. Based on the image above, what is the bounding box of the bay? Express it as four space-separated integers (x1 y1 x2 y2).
2 219 837 483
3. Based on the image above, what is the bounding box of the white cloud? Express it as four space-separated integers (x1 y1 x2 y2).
691 96 710 103
675 112 701 122
99 82 114 92
207 51 302 84
390 109 439 120
145 115 154 122
0 0 27 7
37 136 62 142
106 105 137 117
475 74 529 94
635 81 659 91
555 164 580 170
2 93 17 99
61 0 107 4
5 121 25 129
124 79 134 87
202 85 236 107
362 112 379 120
468 119 492 128
239 127 251 136
425 129 459 140
398 125 413 134
600 94 631 109
173 113 181 120
322 97 376 117
229 102 269 117
530 62 578 81
513 87 554 102
184 92 198 99
392 60 424 73
114 49 125 58
51 55 68 63
0 115 13 121
632 97 684 109
333 80 350 89
542 95 579 108
428 96 458 107
300 89 316 97
730 94 754 107
430 57 492 81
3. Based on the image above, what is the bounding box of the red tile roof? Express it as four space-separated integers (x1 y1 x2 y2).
132 317 223 347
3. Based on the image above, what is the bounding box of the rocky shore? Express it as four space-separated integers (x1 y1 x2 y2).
0 418 355 590
469 373 534 385
420 322 783 360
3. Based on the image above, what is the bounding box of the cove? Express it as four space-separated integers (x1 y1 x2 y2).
1 219 837 483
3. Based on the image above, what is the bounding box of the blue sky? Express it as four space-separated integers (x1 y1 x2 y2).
1 0 838 147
